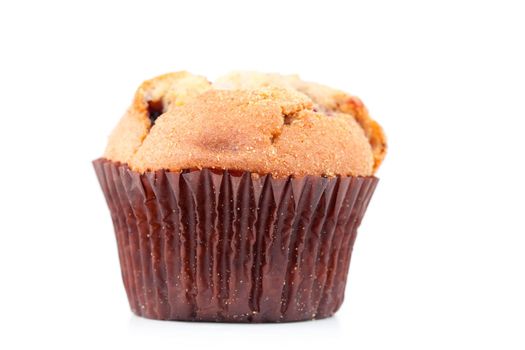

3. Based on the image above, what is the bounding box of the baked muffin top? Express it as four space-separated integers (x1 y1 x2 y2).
104 71 386 177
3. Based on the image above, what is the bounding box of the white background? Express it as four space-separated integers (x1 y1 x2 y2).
1 1 524 349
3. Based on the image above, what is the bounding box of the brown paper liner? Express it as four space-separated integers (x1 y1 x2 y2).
93 158 378 322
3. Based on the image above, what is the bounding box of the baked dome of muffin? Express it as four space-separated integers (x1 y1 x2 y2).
104 71 386 177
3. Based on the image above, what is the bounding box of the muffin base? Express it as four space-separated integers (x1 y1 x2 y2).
93 158 378 322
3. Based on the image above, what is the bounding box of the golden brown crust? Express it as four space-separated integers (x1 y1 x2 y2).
215 71 387 171
104 71 386 177
104 72 211 162
335 95 387 172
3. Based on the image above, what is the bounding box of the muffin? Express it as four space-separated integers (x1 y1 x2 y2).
94 71 386 322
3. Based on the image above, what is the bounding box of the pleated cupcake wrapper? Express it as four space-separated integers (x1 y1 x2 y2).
93 158 378 322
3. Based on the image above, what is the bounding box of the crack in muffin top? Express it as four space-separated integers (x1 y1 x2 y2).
104 71 386 177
